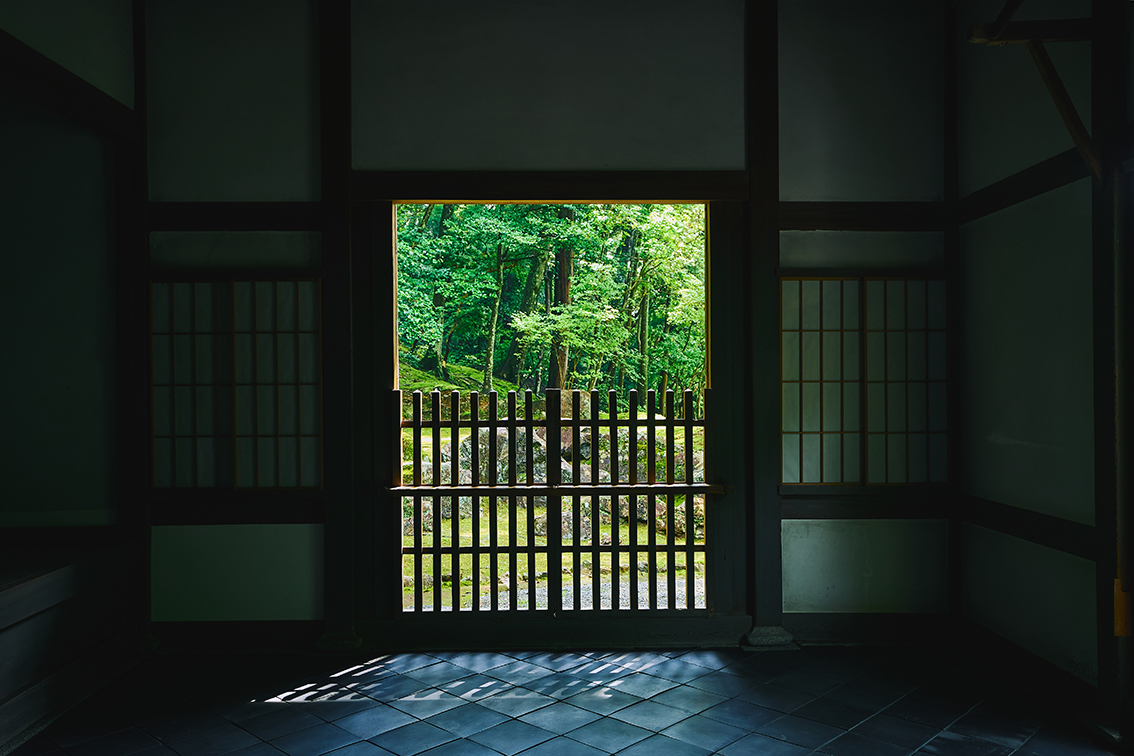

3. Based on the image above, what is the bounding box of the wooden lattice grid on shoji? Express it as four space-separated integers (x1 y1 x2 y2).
392 388 722 614
780 278 947 485
150 280 323 488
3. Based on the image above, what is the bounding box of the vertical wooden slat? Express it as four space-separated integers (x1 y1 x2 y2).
494 392 504 612
169 281 178 484
251 282 260 487
450 390 460 611
271 283 280 487
647 389 657 610
506 391 516 612
572 390 581 611
547 389 561 614
189 282 199 486
431 389 442 612
525 391 535 610
294 281 302 486
590 389 601 611
231 282 239 489
609 389 620 610
628 388 638 610
666 389 676 610
413 390 423 612
684 388 695 607
470 391 480 612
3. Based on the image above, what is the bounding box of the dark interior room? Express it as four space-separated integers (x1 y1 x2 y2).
1 1 1132 755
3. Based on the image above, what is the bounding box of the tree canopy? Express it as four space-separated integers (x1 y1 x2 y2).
397 203 706 412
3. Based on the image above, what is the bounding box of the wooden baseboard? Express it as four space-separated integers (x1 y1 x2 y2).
151 621 326 653
0 628 139 755
782 612 956 644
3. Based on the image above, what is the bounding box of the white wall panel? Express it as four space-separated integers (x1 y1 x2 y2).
782 519 949 613
352 0 745 171
152 525 324 621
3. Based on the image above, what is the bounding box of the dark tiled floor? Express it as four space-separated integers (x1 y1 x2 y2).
9 646 1119 756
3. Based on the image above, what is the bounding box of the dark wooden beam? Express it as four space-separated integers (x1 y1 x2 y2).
959 146 1088 223
1027 40 1102 181
148 202 323 231
0 29 139 142
780 497 950 519
351 171 749 203
779 202 946 231
968 18 1099 45
962 496 1097 562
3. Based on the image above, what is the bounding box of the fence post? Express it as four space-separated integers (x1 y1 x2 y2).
546 389 562 613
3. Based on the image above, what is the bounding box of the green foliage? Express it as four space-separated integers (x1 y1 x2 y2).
397 203 706 413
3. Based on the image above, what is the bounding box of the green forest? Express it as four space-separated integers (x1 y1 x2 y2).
396 203 707 414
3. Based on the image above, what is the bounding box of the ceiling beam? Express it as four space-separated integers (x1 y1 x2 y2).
968 18 1099 45
1027 40 1103 182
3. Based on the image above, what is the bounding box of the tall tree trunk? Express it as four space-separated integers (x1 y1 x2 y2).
549 206 574 389
502 250 549 381
637 291 650 407
483 244 504 392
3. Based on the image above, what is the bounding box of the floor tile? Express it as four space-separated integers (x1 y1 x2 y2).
334 705 416 739
947 709 1038 749
792 696 873 729
372 655 439 674
299 698 383 723
224 745 287 756
517 736 609 756
437 674 513 701
917 731 1016 756
615 734 710 756
476 688 556 717
239 709 324 741
852 713 940 750
660 713 749 751
565 660 633 685
674 649 749 671
523 673 597 700
819 731 914 756
754 714 845 749
649 685 729 714
609 700 691 731
590 651 668 672
388 690 466 719
142 710 235 743
355 677 429 704
417 740 500 756
403 663 473 687
467 719 555 756
519 701 599 733
562 685 641 715
886 694 970 731
368 722 455 756
824 679 907 712
1017 724 1118 756
448 653 514 673
323 743 392 756
423 703 509 737
212 701 296 724
699 699 782 731
167 723 261 756
645 660 714 684
485 661 555 687
737 684 815 713
771 670 845 697
605 674 677 699
685 671 762 698
525 653 593 672
718 733 813 756
269 723 359 756
66 727 162 756
8 733 60 756
564 717 652 752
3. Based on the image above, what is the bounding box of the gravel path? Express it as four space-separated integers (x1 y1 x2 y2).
415 577 706 611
